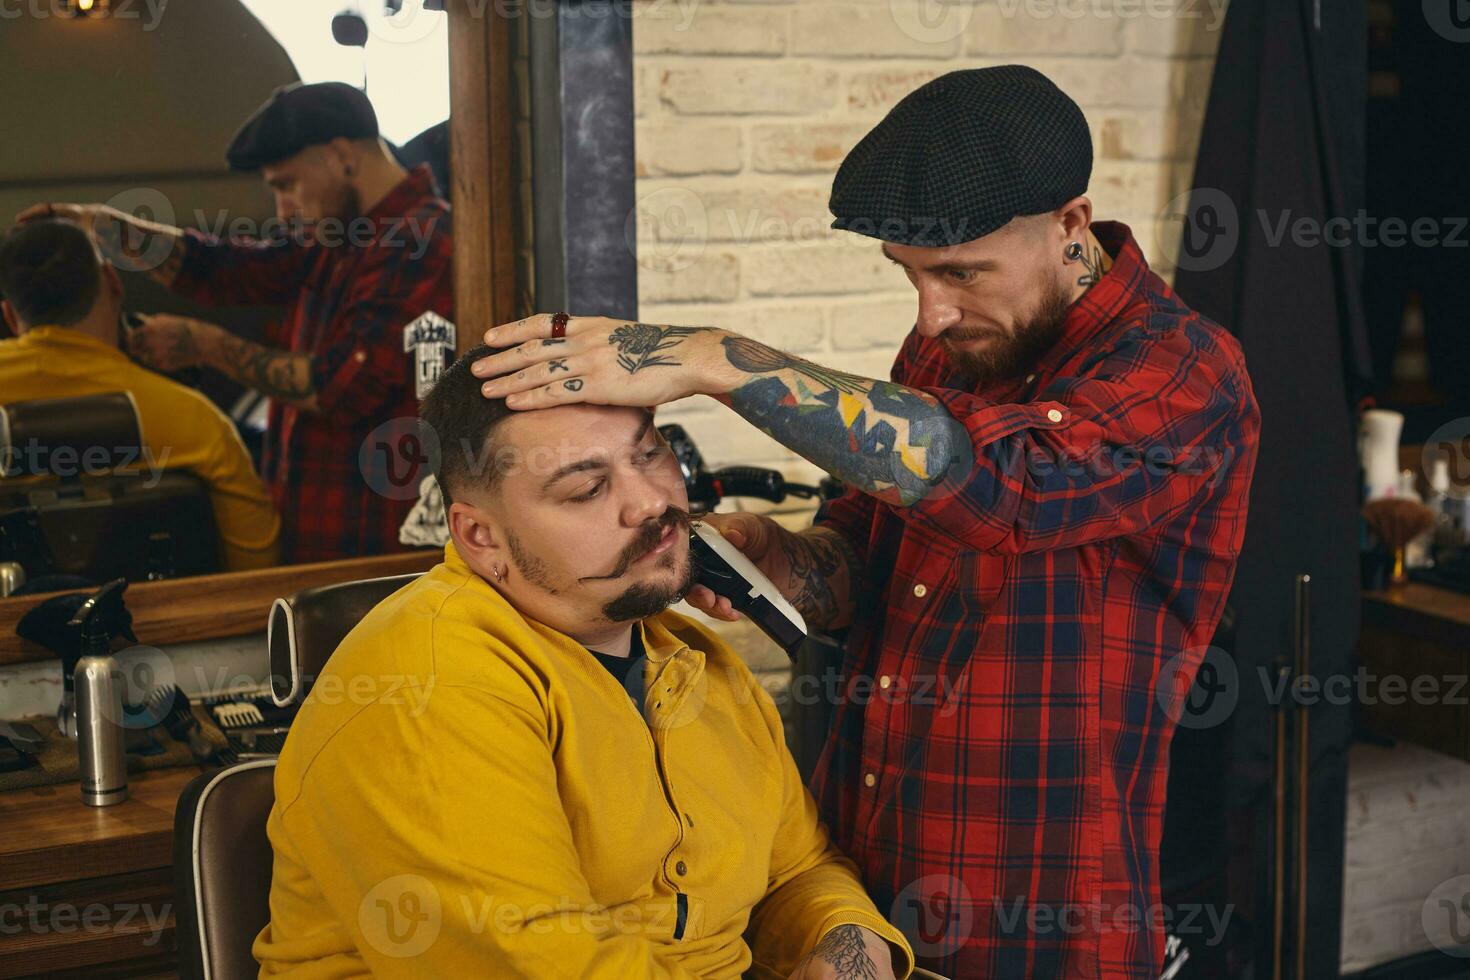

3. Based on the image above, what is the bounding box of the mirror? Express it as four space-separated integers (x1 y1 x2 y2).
0 0 473 603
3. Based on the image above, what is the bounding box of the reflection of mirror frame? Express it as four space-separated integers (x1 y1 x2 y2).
0 2 520 665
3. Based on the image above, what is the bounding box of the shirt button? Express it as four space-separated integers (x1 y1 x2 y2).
863 772 876 788
353 350 366 363
913 583 927 598
879 675 892 690
675 861 688 876
1047 408 1063 423
1026 373 1036 383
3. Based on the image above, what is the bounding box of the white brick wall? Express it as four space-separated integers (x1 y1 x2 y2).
631 0 1225 482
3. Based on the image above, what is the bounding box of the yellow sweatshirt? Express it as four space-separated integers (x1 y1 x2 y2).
254 542 913 978
0 326 280 570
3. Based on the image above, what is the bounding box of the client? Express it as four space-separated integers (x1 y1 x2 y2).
253 347 914 978
0 219 280 570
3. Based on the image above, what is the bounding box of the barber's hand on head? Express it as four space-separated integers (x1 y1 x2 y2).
471 313 744 410
787 925 899 980
127 314 219 373
683 511 783 623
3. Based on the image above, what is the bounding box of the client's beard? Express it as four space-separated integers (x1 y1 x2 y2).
596 507 696 623
941 274 1073 385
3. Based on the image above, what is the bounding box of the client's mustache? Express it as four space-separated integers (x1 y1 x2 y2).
577 507 692 582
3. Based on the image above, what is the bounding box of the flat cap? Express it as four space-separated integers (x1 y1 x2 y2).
829 65 1092 247
226 81 379 171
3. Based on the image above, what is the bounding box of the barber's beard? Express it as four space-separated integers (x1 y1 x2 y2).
941 274 1073 386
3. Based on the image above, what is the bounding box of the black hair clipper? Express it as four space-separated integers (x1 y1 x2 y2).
690 521 808 659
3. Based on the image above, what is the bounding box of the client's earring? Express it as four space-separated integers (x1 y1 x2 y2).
1065 241 1084 262
493 565 506 583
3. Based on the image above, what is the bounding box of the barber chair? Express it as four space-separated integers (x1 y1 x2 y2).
173 759 277 980
267 573 423 707
173 572 422 978
0 392 218 588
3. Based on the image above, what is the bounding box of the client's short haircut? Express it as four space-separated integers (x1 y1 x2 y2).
419 344 515 508
0 220 103 327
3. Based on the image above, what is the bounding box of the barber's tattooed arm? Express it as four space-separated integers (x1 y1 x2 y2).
716 335 967 507
127 314 318 409
204 331 318 408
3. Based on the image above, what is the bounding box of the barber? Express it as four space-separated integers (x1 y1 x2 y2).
17 82 453 563
471 67 1261 978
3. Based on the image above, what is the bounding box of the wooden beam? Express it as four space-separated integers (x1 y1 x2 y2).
447 0 520 354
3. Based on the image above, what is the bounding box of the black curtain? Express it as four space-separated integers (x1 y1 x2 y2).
1162 1 1367 978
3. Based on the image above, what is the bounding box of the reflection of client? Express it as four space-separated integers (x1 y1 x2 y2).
253 350 913 979
0 219 280 571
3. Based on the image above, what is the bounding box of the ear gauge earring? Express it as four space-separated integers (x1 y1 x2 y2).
1065 241 1084 262
493 565 506 583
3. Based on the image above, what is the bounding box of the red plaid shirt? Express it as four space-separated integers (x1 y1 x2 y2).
813 223 1259 979
172 166 453 563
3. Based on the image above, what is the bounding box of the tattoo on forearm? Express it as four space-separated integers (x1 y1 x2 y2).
213 333 315 403
607 322 709 374
810 925 879 980
719 336 966 506
776 531 846 625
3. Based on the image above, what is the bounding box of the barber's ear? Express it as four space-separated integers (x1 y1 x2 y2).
327 138 357 177
1055 196 1093 245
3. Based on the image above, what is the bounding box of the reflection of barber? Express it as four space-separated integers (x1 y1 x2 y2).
18 82 453 563
476 69 1261 978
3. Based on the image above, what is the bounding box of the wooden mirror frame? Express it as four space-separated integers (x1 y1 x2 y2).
0 1 520 665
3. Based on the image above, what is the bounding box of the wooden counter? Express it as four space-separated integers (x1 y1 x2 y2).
0 765 200 978
1360 581 1470 761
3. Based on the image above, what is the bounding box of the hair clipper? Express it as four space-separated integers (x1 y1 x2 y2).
689 522 808 658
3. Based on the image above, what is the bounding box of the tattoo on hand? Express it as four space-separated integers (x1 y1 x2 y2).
564 378 584 392
548 359 569 373
810 925 879 980
608 322 708 374
542 338 566 347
